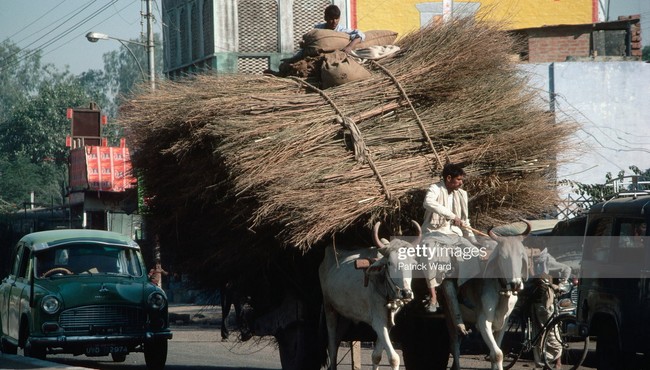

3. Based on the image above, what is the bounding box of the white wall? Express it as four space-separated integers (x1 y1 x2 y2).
523 62 650 185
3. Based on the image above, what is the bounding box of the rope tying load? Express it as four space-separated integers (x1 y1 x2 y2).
121 18 578 250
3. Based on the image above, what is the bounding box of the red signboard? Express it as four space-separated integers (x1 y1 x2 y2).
69 146 137 192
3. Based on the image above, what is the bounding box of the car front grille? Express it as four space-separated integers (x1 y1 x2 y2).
59 305 146 333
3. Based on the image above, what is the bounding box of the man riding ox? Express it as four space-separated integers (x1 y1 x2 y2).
319 221 421 370
420 163 531 370
420 163 483 334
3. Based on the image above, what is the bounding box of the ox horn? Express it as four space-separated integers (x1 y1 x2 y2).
411 220 422 246
519 218 532 236
487 226 502 241
373 222 385 248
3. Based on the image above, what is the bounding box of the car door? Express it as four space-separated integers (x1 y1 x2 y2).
2 245 22 338
0 246 19 337
638 218 650 347
612 218 646 344
6 245 31 340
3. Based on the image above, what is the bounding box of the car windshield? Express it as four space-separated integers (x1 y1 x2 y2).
35 243 143 278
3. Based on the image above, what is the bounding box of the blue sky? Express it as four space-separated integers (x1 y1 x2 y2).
0 1 647 76
0 0 163 75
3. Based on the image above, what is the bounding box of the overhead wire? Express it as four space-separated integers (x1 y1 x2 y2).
0 1 119 73
7 1 98 59
3 0 69 42
38 1 142 64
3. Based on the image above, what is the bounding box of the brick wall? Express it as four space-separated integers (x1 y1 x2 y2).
528 30 591 63
619 15 643 57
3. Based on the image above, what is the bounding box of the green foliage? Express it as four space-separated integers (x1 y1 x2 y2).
560 166 650 202
0 154 66 212
0 41 100 208
0 34 162 210
0 70 90 164
102 34 163 107
0 40 42 122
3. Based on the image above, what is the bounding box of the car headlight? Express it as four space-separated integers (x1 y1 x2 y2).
148 292 167 310
41 296 61 314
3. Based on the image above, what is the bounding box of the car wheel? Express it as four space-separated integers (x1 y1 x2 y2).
23 340 46 360
111 353 127 362
596 321 620 370
1 338 18 355
144 339 168 370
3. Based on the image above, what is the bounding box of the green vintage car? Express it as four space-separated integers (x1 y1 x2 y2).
0 229 172 369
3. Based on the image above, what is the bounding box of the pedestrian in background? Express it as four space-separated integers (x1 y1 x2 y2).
148 258 168 288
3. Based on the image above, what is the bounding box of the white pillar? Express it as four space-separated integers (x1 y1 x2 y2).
443 0 453 23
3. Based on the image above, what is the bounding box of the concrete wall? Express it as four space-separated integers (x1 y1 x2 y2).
523 62 650 185
356 0 594 39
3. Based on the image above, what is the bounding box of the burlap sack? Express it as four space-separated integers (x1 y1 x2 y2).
320 51 372 89
302 29 398 56
302 29 350 56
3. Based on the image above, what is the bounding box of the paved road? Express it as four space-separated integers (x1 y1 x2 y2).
1 304 599 369
8 327 598 370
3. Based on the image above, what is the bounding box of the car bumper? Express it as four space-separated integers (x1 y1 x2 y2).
29 330 173 346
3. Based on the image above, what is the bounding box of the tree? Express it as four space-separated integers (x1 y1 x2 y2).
0 40 42 122
102 33 164 106
0 34 163 210
561 165 650 202
0 70 90 164
0 41 103 209
0 154 66 212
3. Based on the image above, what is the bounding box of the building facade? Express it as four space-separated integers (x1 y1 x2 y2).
162 0 604 76
356 0 596 37
163 0 346 76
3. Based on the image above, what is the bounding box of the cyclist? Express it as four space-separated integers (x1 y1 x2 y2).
529 250 572 369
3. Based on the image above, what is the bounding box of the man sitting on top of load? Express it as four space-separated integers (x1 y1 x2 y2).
315 5 365 54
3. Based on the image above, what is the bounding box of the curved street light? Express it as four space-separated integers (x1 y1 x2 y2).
85 31 153 89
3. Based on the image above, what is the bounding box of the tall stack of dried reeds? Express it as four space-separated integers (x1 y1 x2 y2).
121 18 577 251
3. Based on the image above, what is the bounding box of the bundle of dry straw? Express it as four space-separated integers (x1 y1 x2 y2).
121 18 577 250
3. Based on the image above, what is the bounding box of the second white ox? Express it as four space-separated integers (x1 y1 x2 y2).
319 222 421 370
445 219 532 370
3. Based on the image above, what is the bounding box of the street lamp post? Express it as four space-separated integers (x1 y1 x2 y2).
146 0 155 90
85 30 155 90
85 32 146 81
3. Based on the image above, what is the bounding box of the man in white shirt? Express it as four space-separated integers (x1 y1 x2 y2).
420 163 482 337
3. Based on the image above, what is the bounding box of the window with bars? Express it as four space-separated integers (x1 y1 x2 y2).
180 7 189 64
237 0 279 53
191 2 201 61
237 57 269 74
292 0 331 50
203 0 213 55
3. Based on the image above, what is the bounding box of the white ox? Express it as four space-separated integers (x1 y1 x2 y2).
319 222 421 370
445 220 532 370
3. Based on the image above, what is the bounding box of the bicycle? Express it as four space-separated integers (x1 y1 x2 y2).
500 279 589 370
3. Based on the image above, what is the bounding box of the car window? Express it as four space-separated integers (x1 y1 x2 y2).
617 219 646 249
10 245 23 277
35 244 143 278
584 217 613 262
10 245 31 279
613 219 646 265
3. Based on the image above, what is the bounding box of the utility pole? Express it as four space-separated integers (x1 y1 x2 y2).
146 0 156 90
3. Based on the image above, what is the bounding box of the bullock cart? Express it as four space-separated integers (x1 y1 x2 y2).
120 16 578 370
